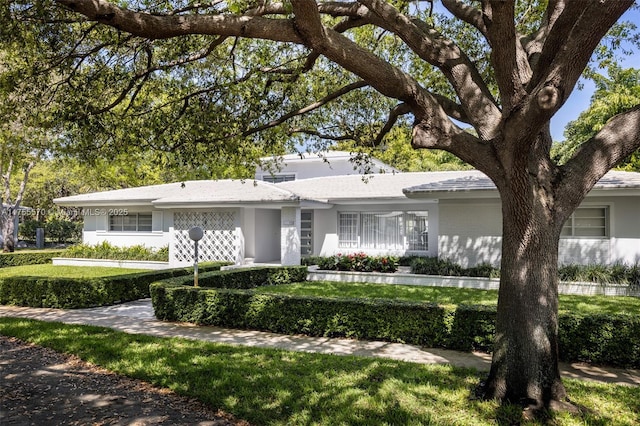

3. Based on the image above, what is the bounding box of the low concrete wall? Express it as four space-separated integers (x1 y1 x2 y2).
53 257 172 270
307 267 640 297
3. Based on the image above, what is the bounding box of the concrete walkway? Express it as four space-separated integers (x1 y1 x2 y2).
1 299 638 387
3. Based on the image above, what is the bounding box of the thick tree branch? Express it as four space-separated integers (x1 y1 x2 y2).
442 0 487 36
528 0 632 96
482 1 530 110
521 0 563 70
55 0 302 42
558 105 640 206
358 0 501 139
507 0 633 145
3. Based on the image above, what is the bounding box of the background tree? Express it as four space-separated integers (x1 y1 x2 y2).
334 126 471 171
552 65 640 170
0 32 53 251
9 0 640 416
0 130 40 251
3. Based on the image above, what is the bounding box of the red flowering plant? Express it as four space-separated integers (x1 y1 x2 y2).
317 253 398 273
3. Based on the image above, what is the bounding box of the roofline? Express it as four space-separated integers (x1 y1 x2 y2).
53 200 157 207
151 201 302 209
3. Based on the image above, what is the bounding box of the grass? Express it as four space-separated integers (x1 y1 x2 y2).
0 264 147 279
254 281 640 315
0 318 638 425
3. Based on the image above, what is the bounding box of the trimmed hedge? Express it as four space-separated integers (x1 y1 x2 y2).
0 251 65 268
151 270 640 368
0 262 228 309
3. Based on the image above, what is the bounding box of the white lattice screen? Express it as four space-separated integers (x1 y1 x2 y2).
173 211 238 263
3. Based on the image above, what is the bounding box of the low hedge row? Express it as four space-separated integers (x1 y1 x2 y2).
0 251 65 268
151 274 640 368
0 262 228 309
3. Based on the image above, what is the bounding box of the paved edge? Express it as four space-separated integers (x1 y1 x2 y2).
0 300 638 387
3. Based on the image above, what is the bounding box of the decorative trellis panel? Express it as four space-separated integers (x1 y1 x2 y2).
173 211 238 263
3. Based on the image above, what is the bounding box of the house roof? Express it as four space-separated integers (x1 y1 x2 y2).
276 171 467 202
54 180 299 208
54 169 640 208
403 170 640 198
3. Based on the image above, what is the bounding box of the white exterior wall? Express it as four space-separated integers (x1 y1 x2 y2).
559 196 640 265
281 207 301 266
81 208 171 250
438 199 503 267
315 202 439 258
253 209 281 263
241 208 256 261
438 196 640 267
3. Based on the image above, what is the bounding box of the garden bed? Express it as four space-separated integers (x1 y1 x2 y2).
307 266 640 297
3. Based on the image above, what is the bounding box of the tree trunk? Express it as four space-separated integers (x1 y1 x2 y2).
2 207 16 252
482 183 567 410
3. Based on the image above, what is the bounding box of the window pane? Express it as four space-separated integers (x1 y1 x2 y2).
109 215 123 231
359 212 404 249
574 208 605 218
122 215 137 231
338 213 358 248
576 227 606 237
138 214 152 232
406 211 428 251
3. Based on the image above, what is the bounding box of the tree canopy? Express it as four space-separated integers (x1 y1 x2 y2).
5 0 640 417
553 64 640 170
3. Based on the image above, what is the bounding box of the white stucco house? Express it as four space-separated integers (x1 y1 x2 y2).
54 151 640 267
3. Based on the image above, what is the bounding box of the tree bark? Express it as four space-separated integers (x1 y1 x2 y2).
2 208 16 252
482 178 567 410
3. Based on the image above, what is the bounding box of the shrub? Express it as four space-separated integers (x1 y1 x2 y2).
0 251 65 268
63 242 170 262
18 220 44 241
18 219 82 243
45 219 83 243
558 313 640 368
315 253 399 273
558 262 640 286
152 283 454 347
0 262 228 309
410 257 465 276
151 268 640 368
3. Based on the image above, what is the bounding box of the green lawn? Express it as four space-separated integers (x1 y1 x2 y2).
0 318 637 425
254 281 640 315
0 264 147 279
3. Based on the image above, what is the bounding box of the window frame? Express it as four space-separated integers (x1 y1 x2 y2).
109 213 153 232
337 210 429 252
261 173 296 183
561 206 610 238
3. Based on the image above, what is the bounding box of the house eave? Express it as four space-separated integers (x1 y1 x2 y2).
53 200 157 208
403 189 499 199
151 200 302 209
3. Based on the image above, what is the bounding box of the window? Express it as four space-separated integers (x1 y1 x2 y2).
338 211 428 251
338 212 359 248
109 213 153 232
262 174 295 183
561 207 608 237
